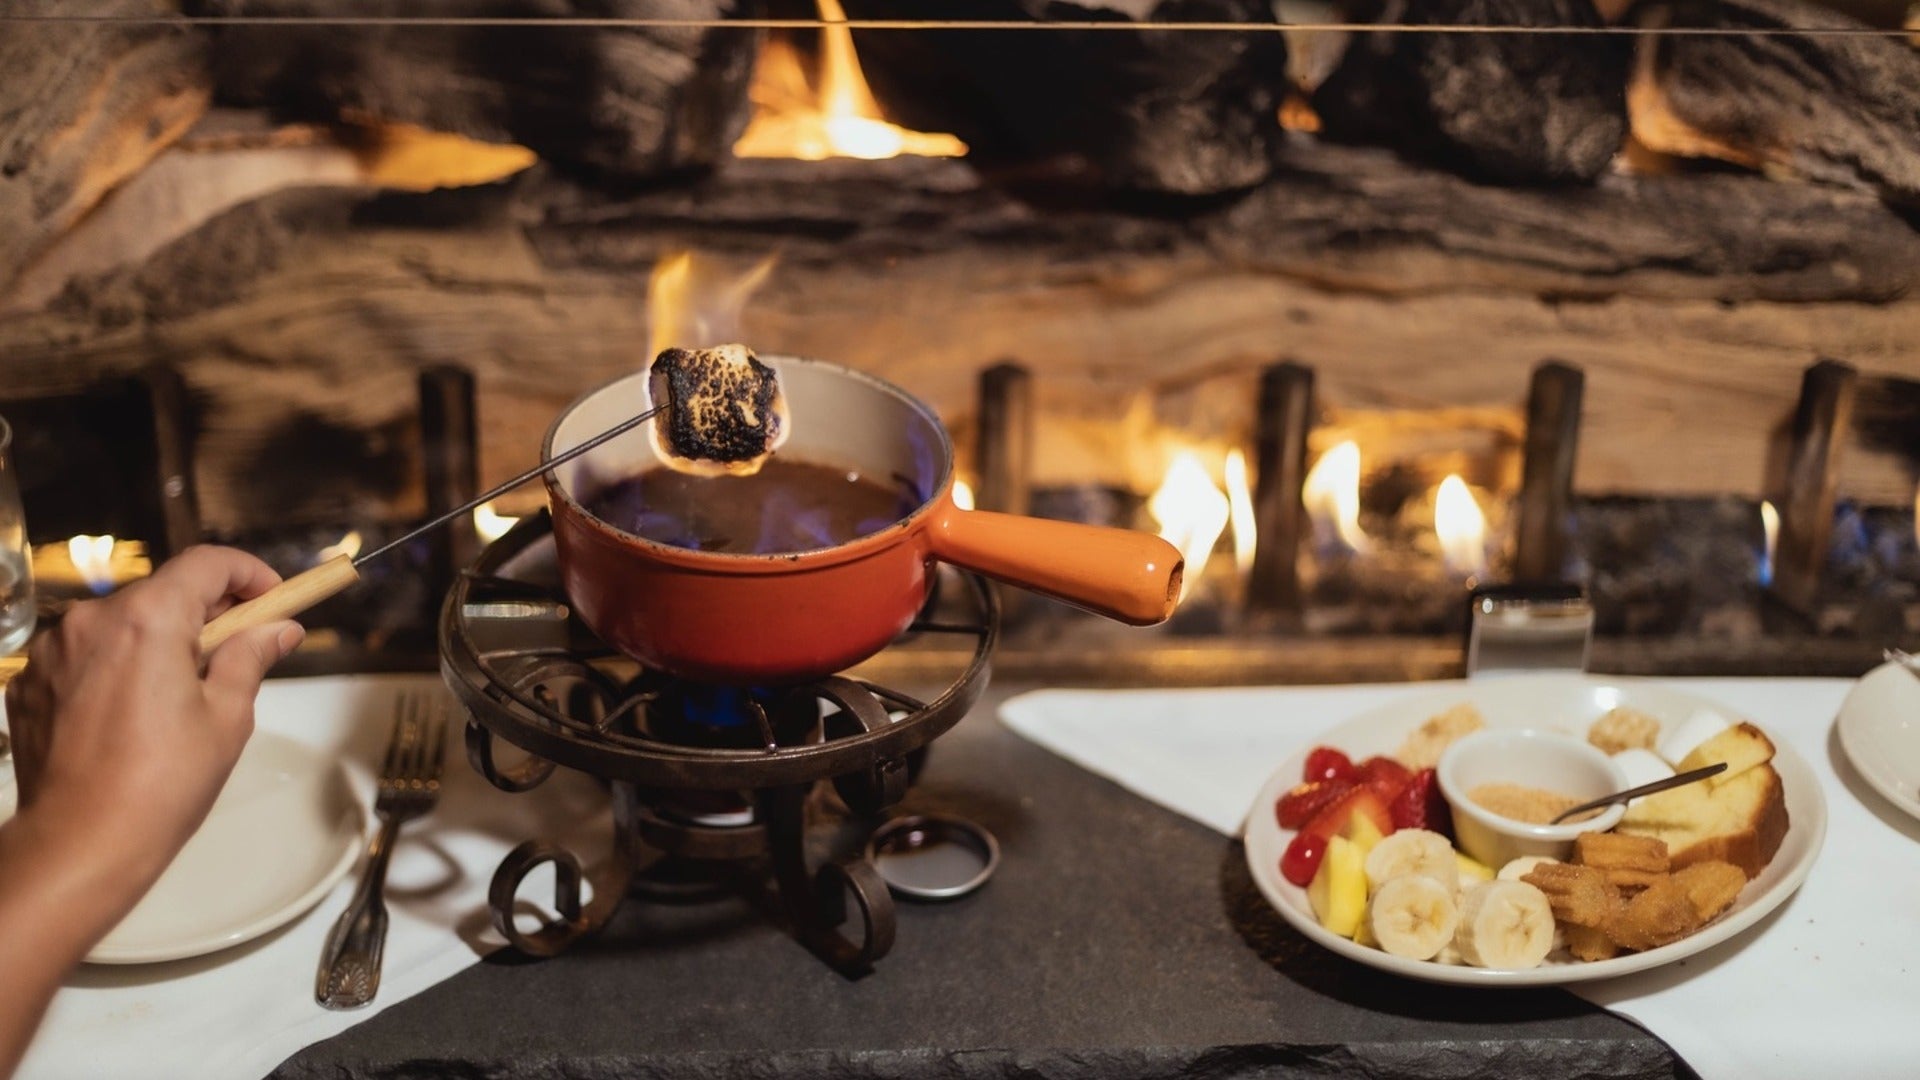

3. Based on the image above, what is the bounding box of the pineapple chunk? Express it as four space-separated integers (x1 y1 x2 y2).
1308 835 1368 938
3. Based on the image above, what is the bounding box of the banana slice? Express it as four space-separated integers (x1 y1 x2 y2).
1454 880 1556 970
1434 941 1465 966
1362 829 1460 896
1367 875 1461 960
1497 855 1562 882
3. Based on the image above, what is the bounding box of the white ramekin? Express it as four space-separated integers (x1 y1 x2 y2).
1436 728 1629 871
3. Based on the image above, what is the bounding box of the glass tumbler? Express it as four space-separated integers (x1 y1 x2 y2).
0 415 34 656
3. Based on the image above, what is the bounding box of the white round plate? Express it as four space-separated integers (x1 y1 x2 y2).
85 730 365 964
1835 661 1920 821
1243 674 1826 986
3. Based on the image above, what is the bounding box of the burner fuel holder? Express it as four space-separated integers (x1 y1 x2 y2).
438 510 997 975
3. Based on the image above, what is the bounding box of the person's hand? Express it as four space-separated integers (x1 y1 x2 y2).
2 545 304 915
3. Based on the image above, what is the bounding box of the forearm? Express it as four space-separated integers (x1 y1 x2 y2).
0 813 142 1080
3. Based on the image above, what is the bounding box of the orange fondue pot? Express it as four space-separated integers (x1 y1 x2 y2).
543 357 1183 684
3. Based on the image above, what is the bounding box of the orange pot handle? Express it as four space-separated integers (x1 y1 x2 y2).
926 504 1183 626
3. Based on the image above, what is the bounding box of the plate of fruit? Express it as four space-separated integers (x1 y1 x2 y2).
1243 674 1826 985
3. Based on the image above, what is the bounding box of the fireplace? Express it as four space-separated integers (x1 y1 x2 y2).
1 0 1917 686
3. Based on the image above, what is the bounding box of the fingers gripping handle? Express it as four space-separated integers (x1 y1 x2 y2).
198 555 360 654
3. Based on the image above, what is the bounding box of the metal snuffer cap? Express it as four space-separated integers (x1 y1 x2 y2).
866 814 1001 901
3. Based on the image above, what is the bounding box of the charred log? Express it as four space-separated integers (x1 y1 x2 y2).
2 145 1917 530
841 0 1287 196
192 0 760 179
1312 0 1630 186
1630 0 1920 209
0 1 210 288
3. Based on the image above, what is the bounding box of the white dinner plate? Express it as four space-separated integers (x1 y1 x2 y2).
1242 674 1826 987
85 730 365 964
1835 661 1920 821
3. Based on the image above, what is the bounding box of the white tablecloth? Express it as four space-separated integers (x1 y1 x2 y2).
1000 674 1920 1080
8 674 609 1080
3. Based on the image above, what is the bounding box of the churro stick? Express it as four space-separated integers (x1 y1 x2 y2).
1565 923 1621 962
1672 861 1746 923
1574 831 1670 874
1522 863 1619 929
1607 876 1702 952
1602 868 1666 892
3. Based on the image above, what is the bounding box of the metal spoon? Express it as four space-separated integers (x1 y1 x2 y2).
1548 762 1728 825
1886 648 1920 677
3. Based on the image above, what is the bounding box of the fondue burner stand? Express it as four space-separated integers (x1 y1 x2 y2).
438 510 998 977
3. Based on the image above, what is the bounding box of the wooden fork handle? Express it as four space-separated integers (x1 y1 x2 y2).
199 555 360 654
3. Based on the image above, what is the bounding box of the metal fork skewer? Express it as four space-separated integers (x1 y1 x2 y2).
317 693 447 1010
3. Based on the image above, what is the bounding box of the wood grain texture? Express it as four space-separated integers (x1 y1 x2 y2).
0 1 211 289
1632 0 1920 208
194 0 759 179
0 146 1916 532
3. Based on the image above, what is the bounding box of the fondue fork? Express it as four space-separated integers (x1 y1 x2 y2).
195 405 661 654
317 692 447 1009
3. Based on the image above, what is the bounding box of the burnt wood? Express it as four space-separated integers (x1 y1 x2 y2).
0 0 210 288
1769 359 1857 615
842 0 1288 196
1632 0 1920 209
976 362 1035 620
418 364 481 606
194 0 760 179
1245 361 1313 619
975 362 1034 518
2 146 1917 530
1512 361 1585 583
1312 0 1630 185
141 364 204 558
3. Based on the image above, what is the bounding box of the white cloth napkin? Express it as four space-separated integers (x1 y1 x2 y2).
1001 675 1920 1080
8 674 609 1080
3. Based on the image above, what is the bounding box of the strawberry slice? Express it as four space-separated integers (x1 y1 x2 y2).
1302 746 1361 784
1388 767 1452 837
1280 785 1396 888
1279 829 1326 887
1303 785 1395 843
1275 778 1357 830
1357 755 1413 803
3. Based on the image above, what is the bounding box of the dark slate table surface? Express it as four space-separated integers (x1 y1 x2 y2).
271 684 1693 1080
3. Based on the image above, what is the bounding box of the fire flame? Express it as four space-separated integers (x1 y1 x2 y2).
474 501 520 543
733 0 966 161
318 530 363 563
1759 499 1779 587
1224 449 1257 578
1303 440 1370 555
1434 475 1489 580
950 478 976 511
646 251 778 361
67 534 118 596
1150 452 1231 603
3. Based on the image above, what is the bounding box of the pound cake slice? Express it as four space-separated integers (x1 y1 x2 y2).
1616 723 1789 880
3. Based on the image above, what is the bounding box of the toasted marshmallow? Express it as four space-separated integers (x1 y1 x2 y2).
1610 748 1677 796
1656 708 1733 767
647 344 789 477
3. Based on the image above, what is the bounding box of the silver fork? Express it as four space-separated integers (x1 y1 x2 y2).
316 692 447 1009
